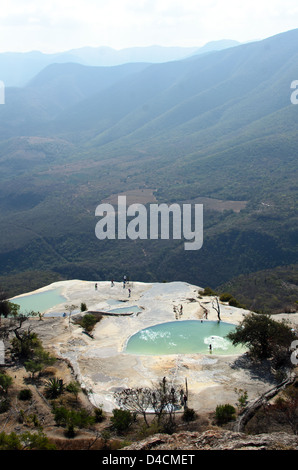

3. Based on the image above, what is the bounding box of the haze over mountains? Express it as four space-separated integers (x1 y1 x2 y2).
0 29 297 312
0 39 240 87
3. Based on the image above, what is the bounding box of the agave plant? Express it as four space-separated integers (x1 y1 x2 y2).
44 378 64 399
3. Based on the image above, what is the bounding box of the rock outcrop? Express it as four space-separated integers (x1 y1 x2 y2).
122 429 298 451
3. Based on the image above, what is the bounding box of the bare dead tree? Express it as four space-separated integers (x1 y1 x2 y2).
151 378 181 430
114 378 183 432
234 373 296 432
212 297 221 321
65 304 78 326
85 431 103 450
199 301 209 319
114 387 152 427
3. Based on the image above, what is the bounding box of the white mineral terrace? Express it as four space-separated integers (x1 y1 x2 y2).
13 279 298 413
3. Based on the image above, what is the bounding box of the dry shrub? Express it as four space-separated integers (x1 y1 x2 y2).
40 366 57 377
50 436 125 450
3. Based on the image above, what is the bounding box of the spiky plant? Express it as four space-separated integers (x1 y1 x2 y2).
44 378 64 399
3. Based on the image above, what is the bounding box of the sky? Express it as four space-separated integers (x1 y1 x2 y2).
0 0 298 53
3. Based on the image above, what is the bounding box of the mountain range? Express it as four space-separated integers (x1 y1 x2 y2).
0 39 240 87
0 29 297 313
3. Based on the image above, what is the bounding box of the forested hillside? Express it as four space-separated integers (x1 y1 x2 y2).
0 28 297 311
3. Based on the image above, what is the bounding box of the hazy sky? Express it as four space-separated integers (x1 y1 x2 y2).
0 0 297 53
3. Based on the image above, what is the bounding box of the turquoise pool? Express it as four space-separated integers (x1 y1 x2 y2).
11 288 66 314
107 305 141 314
125 320 245 355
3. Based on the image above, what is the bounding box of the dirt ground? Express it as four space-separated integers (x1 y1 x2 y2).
0 352 216 450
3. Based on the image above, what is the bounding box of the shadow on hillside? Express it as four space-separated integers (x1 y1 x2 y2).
230 354 276 385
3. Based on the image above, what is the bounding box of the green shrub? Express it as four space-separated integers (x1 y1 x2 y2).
0 430 56 450
52 405 69 426
0 431 22 450
18 389 33 401
137 420 161 440
0 371 13 395
24 359 44 378
234 388 248 410
52 405 95 437
11 331 41 359
80 302 87 312
182 407 197 422
65 381 81 399
228 297 242 308
65 424 76 438
219 292 233 302
0 398 10 414
201 287 217 296
77 313 101 332
111 409 134 433
215 404 236 424
94 407 105 423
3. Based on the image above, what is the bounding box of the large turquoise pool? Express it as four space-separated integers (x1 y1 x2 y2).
125 320 245 355
11 288 66 314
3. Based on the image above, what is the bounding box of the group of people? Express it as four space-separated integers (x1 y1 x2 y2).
94 275 131 297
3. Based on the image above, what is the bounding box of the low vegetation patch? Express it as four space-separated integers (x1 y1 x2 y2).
75 313 102 333
215 404 236 425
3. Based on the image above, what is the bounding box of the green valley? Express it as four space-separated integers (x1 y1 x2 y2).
0 29 297 312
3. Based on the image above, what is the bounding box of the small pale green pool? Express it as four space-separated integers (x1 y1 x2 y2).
107 305 141 314
11 288 66 314
125 320 245 355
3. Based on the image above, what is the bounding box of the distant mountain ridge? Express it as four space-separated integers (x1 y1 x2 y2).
0 40 241 87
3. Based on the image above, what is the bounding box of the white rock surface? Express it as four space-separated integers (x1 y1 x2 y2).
17 279 298 413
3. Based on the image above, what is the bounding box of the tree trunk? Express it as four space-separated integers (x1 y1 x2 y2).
234 373 296 432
